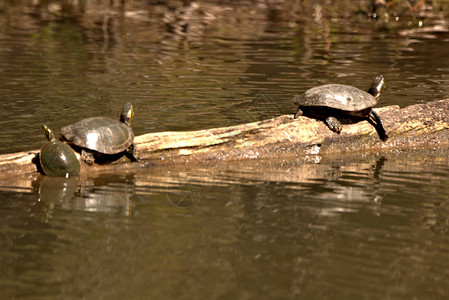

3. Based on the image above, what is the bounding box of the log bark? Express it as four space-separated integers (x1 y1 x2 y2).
1 99 449 178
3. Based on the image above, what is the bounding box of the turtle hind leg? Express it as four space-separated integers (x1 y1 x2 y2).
368 110 388 141
81 149 95 165
324 116 343 134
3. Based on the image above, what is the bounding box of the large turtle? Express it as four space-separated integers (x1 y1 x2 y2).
40 125 80 177
61 103 137 165
294 75 388 141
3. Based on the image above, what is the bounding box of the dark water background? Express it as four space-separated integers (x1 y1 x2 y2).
2 0 449 299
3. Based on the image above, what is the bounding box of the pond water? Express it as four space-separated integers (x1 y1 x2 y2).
1 0 449 299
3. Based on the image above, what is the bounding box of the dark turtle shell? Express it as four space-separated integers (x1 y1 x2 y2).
40 140 80 177
61 117 134 155
294 84 377 111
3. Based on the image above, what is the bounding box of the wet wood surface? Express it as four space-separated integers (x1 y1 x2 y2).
1 99 449 178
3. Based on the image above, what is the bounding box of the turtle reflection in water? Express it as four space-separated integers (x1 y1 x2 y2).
294 75 388 141
61 103 138 165
40 125 80 177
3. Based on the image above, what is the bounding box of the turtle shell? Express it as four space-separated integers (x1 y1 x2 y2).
61 117 134 155
40 140 80 177
294 84 377 111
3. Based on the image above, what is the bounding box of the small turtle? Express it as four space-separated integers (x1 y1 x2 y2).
294 75 388 141
61 103 137 165
40 125 80 177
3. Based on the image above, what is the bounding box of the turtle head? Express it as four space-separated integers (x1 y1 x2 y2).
120 103 134 126
367 75 385 100
42 125 54 142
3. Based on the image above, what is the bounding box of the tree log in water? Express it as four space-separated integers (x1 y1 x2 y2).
1 99 449 178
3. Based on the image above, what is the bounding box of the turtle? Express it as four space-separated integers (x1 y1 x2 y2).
60 103 137 165
40 125 80 177
293 75 388 141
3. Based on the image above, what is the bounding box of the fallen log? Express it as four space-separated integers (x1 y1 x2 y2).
1 99 449 178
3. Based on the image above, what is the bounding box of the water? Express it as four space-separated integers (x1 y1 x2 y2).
1 0 449 299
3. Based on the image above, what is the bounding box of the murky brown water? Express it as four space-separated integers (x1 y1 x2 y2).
2 0 449 299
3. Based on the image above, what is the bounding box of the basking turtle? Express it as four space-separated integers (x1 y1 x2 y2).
61 103 137 165
294 75 388 141
40 125 80 177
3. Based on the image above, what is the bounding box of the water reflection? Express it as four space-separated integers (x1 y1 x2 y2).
36 174 135 215
16 152 423 220
1 150 449 298
38 176 79 205
34 170 207 215
2 155 393 217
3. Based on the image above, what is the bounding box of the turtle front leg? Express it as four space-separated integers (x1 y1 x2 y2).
81 149 95 165
324 116 343 134
127 144 139 162
294 107 304 119
368 110 388 141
